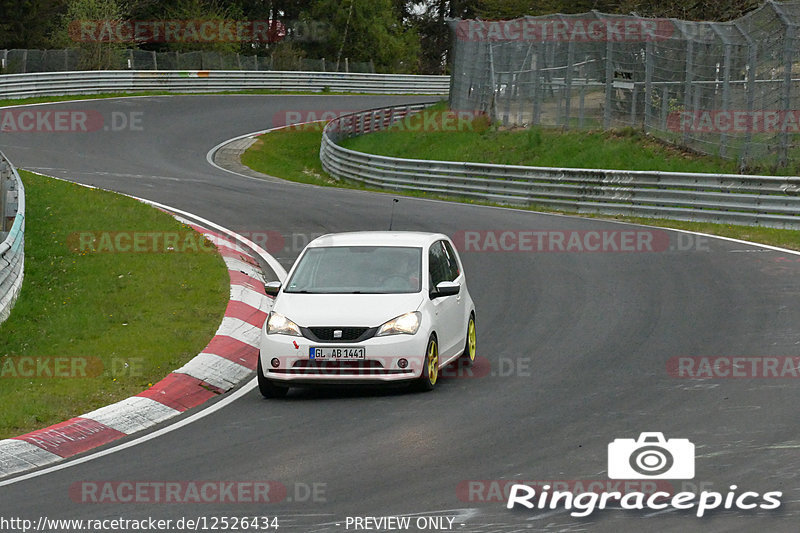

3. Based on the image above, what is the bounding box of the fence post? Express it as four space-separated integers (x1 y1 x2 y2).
644 40 653 131
604 39 613 128
564 39 575 128
488 42 499 123
780 25 795 167
682 39 694 146
736 20 757 169
719 42 732 159
532 44 541 125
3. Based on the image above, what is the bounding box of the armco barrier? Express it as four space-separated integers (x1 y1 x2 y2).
320 105 800 229
0 152 25 325
0 70 450 99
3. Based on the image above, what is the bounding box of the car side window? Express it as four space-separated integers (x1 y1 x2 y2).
428 242 450 289
441 240 461 281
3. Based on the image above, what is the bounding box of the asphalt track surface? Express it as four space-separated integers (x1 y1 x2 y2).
2 94 800 532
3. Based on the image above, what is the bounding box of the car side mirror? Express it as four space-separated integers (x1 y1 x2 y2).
264 281 282 297
431 280 460 298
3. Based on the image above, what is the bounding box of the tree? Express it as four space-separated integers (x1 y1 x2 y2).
614 0 762 21
49 0 128 69
303 0 420 73
0 0 66 49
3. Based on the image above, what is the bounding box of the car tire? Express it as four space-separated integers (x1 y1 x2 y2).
257 356 289 398
460 314 477 366
416 335 439 392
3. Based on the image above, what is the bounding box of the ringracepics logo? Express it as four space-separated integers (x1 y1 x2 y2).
506 433 782 517
608 432 693 479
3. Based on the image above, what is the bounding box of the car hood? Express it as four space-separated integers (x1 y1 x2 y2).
273 292 425 327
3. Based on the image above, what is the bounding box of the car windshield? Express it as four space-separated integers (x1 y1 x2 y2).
284 246 422 294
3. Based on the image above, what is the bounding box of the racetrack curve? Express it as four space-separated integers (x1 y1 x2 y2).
2 94 800 532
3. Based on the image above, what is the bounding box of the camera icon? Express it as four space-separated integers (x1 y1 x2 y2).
608 432 694 479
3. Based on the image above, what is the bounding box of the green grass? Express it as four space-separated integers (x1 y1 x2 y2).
342 113 741 174
341 107 800 177
240 123 337 186
0 171 229 438
241 116 800 252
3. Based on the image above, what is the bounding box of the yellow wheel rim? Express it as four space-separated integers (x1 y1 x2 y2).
467 319 476 361
427 340 438 385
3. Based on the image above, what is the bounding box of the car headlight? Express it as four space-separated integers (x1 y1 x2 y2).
376 311 421 337
266 312 302 336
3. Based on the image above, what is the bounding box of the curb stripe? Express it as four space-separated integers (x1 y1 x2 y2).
229 270 266 293
230 284 272 311
173 353 253 391
224 257 264 282
201 335 259 369
0 440 61 476
136 373 223 412
81 397 181 435
216 316 262 347
13 418 126 458
216 245 261 266
224 299 268 328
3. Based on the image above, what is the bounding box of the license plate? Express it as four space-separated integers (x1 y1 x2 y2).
310 347 365 360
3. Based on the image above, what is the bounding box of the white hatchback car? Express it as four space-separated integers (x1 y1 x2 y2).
258 231 476 397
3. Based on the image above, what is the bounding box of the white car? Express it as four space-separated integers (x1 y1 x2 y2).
258 231 476 397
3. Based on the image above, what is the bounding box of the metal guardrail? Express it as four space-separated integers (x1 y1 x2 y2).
0 152 25 325
0 70 450 99
320 105 800 229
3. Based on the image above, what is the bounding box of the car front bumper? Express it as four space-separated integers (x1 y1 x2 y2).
259 329 429 384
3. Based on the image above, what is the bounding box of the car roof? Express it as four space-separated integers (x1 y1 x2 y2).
306 231 449 248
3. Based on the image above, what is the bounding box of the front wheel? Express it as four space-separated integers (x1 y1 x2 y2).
257 356 289 398
460 314 477 366
415 335 439 392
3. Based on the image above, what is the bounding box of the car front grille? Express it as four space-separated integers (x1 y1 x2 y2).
303 326 376 342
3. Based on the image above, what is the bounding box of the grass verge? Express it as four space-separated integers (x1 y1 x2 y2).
241 119 800 251
0 171 229 438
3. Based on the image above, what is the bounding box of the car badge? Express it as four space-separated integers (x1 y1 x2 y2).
333 330 343 339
